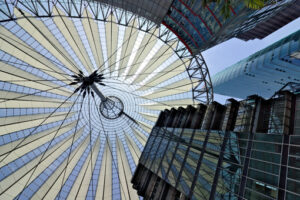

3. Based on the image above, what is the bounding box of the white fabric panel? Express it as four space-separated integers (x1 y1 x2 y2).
0 127 84 198
139 112 158 122
142 78 195 99
137 58 190 91
69 137 100 199
136 120 152 133
14 8 80 74
0 121 77 161
0 112 75 136
53 7 94 73
124 133 141 165
42 129 89 199
0 122 78 168
116 136 139 200
95 143 112 200
0 112 69 127
0 71 70 97
81 8 104 71
131 128 147 146
0 26 73 87
32 127 85 200
105 14 118 77
0 90 73 108
0 61 73 95
141 98 195 111
127 29 158 78
119 19 139 77
133 41 177 83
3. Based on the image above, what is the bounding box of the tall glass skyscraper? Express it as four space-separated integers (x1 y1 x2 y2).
132 89 300 199
0 0 299 199
212 30 300 99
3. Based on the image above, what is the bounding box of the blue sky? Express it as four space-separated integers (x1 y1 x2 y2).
202 17 300 103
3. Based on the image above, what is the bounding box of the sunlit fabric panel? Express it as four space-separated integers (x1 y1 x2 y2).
0 0 201 199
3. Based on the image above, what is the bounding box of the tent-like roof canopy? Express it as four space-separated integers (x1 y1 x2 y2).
0 0 213 199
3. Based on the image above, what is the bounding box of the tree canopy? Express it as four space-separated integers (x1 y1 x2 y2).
202 0 270 18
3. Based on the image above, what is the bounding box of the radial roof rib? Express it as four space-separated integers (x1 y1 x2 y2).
75 137 101 199
0 99 72 109
136 120 153 133
0 122 78 168
0 26 73 87
0 127 84 198
0 111 70 128
0 67 70 97
0 62 73 96
0 88 71 102
0 111 75 136
81 8 104 72
132 41 177 84
52 7 94 74
137 58 190 91
159 98 196 106
139 112 158 123
141 103 169 111
131 128 147 146
124 29 158 79
130 27 157 60
105 14 118 77
0 90 73 108
118 19 139 77
31 127 87 199
44 129 89 199
116 135 139 200
56 132 93 199
124 133 141 165
142 98 195 111
0 120 77 157
142 78 196 99
21 128 86 199
14 8 80 75
96 142 112 200
69 136 100 199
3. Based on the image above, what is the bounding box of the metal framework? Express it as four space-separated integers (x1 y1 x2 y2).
188 54 214 104
0 0 213 104
0 0 214 199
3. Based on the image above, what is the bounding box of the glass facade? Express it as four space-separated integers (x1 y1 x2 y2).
138 126 300 199
133 91 300 199
162 0 298 54
212 30 300 99
163 0 249 54
139 126 300 199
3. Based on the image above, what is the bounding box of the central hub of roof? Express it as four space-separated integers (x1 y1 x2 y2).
100 96 124 119
83 76 93 85
70 70 105 95
70 71 124 120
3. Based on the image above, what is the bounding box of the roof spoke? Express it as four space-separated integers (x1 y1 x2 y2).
0 0 213 198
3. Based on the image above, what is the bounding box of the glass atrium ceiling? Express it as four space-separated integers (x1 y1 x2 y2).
0 0 212 199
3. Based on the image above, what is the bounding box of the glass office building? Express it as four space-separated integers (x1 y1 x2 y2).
163 0 299 54
212 30 300 99
132 89 300 199
0 0 299 199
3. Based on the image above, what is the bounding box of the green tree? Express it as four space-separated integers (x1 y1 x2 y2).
202 0 270 18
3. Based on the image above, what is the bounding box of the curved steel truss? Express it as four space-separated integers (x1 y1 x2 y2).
188 54 214 104
0 0 213 105
0 0 213 199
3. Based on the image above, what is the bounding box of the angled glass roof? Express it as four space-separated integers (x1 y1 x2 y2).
0 0 212 199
